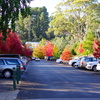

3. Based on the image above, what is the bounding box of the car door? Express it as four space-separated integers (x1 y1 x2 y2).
0 59 5 73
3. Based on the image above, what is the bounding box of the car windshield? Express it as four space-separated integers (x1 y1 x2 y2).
5 59 20 65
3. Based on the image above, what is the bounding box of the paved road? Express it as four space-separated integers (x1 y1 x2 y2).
17 60 100 99
0 76 13 93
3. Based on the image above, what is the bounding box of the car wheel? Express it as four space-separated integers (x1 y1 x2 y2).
3 70 12 78
72 62 76 67
60 61 63 64
74 65 78 69
92 65 97 72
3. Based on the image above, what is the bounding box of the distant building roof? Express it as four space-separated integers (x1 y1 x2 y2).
25 42 40 49
25 42 39 44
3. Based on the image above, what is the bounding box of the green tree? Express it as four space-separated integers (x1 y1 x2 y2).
15 14 33 43
82 32 95 55
39 38 47 46
51 37 68 53
52 45 61 59
48 0 100 44
0 0 33 40
31 6 49 41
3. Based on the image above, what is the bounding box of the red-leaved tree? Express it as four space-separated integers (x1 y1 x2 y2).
0 33 9 54
6 31 23 55
0 31 32 57
93 38 100 58
60 47 72 61
42 41 54 57
22 45 33 57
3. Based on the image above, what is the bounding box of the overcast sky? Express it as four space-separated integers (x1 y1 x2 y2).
30 0 62 16
30 0 100 16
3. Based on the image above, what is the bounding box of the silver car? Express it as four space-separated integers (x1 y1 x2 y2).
0 57 24 78
80 56 98 68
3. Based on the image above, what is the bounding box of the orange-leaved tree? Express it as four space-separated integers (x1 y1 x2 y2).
93 38 100 58
60 46 72 61
75 43 84 54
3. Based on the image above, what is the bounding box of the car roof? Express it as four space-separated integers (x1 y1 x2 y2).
0 54 21 58
0 57 20 60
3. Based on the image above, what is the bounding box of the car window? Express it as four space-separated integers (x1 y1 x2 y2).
85 58 92 62
0 59 5 65
92 58 97 61
5 59 20 65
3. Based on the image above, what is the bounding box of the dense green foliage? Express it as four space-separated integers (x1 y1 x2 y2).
0 0 33 40
15 6 49 43
48 0 100 42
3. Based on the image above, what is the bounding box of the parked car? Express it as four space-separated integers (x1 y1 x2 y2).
35 58 40 61
96 61 100 71
31 57 35 60
56 59 68 64
0 57 24 78
56 59 63 64
80 56 98 69
21 56 28 65
0 54 21 59
69 57 83 66
73 62 80 68
85 62 98 71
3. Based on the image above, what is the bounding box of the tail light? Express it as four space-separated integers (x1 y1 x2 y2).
20 67 24 70
81 62 84 65
98 61 100 64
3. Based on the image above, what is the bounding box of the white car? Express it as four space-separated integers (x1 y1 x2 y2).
69 57 83 66
96 61 100 71
73 62 80 68
56 59 63 64
56 59 69 64
35 58 40 61
31 57 35 60
85 62 98 71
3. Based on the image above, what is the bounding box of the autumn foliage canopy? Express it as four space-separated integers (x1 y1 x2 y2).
60 47 72 61
93 38 100 58
42 42 54 57
0 31 32 57
75 43 84 54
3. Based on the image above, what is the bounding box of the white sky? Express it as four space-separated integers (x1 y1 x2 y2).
30 0 62 16
30 0 100 16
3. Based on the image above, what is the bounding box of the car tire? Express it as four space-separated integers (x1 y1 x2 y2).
60 61 63 64
72 62 76 67
3 70 12 78
74 65 79 69
92 65 97 72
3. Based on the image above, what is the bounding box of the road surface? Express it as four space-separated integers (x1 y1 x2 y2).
17 59 100 99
